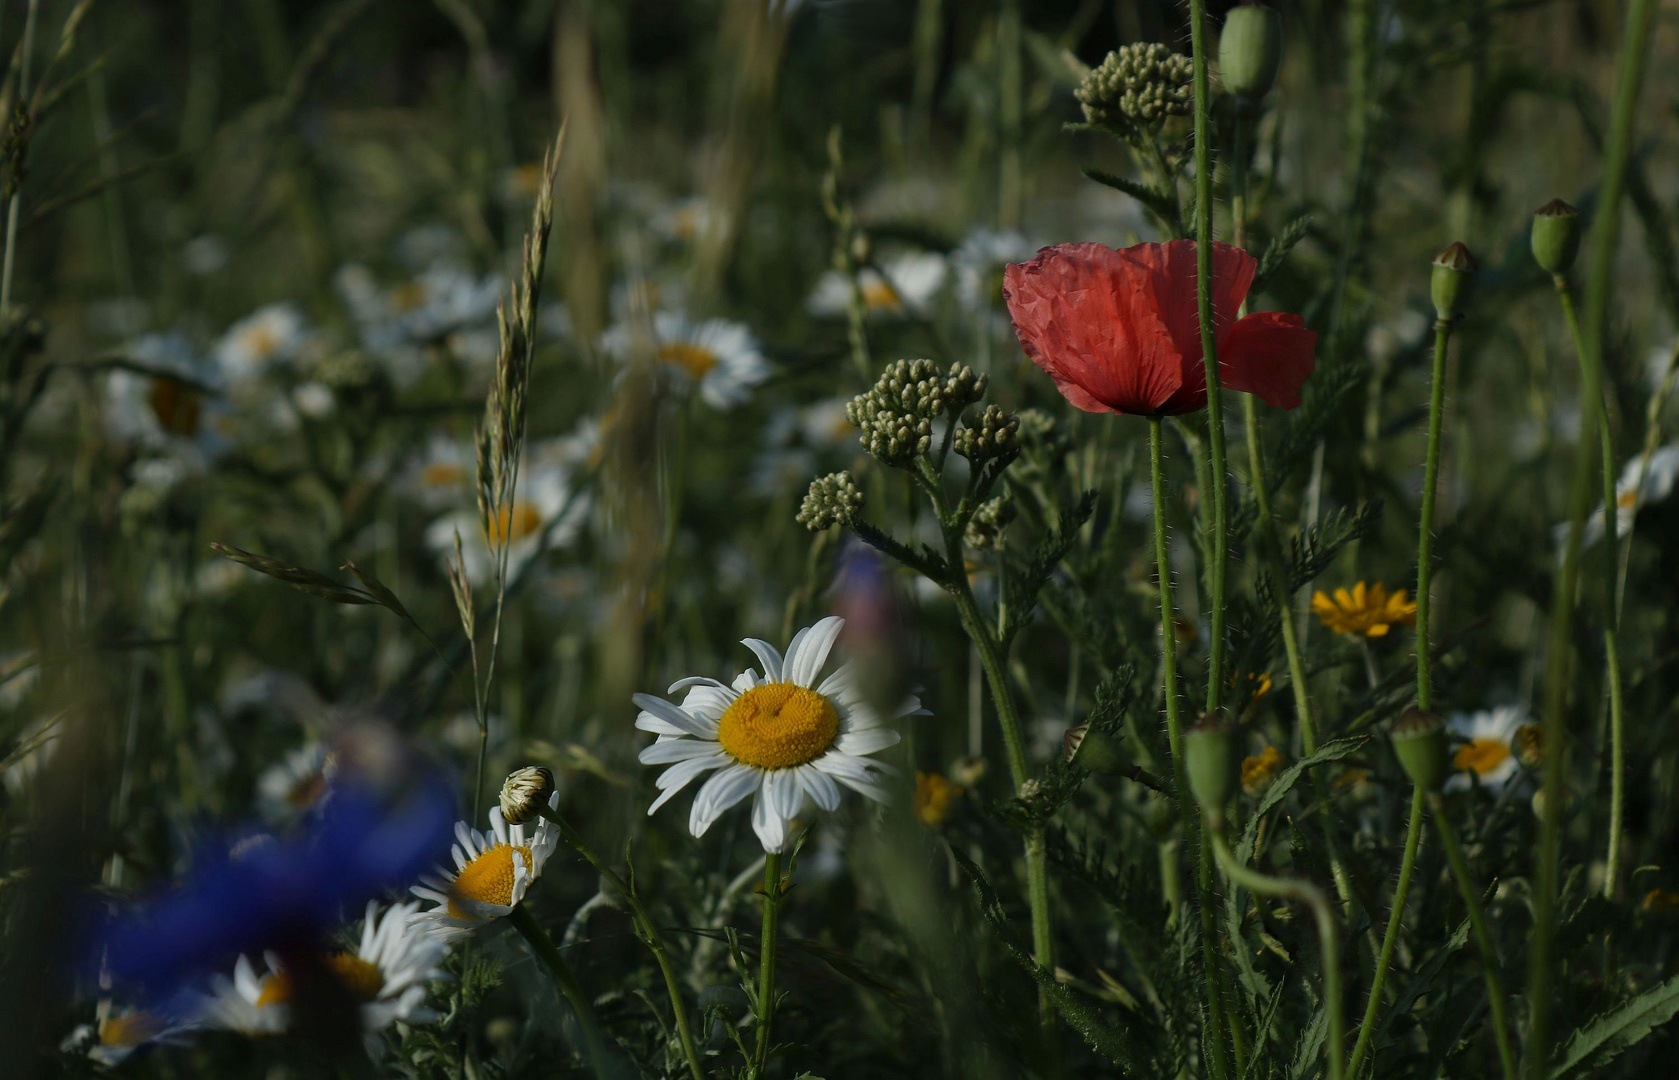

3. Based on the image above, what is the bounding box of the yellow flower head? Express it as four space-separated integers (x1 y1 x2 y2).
1241 746 1285 798
1642 888 1679 917
1310 582 1417 638
914 772 961 827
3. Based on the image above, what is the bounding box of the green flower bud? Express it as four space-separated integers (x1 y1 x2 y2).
1064 721 1128 777
1184 713 1239 823
1388 707 1448 792
1430 242 1475 321
1530 199 1581 276
1219 3 1283 103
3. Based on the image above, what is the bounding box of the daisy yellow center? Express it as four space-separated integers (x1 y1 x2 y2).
1453 737 1510 777
241 323 281 361
421 462 465 489
254 954 385 1008
657 342 720 379
99 1013 163 1047
716 683 840 770
914 771 959 827
861 279 902 311
392 281 429 313
148 378 202 437
448 842 533 917
1617 489 1638 509
487 501 542 545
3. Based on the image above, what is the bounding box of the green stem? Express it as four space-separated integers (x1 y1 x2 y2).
1187 0 1229 715
1532 2 1657 1069
1209 829 1343 1080
0 0 40 319
539 808 707 1080
1552 277 1626 901
1347 785 1426 1078
507 903 612 1079
1150 417 1228 1080
1430 796 1518 1080
1417 318 1453 711
753 850 782 1075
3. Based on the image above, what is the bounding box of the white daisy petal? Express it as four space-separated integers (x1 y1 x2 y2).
740 639 785 683
833 729 901 756
766 767 803 821
786 616 844 688
752 787 790 852
631 693 719 737
640 739 725 765
797 764 841 812
689 763 760 837
652 753 729 796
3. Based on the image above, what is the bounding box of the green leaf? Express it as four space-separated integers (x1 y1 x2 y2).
1253 215 1313 295
1288 998 1327 1080
1238 736 1368 862
1081 166 1181 227
1549 973 1679 1078
212 542 378 606
342 559 435 647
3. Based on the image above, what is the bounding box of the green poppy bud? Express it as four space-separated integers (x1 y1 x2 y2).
1530 199 1581 275
1430 242 1475 321
1389 707 1448 792
1184 713 1240 823
1219 3 1284 103
1064 721 1127 777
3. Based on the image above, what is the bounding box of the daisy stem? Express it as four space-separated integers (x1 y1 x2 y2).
1550 275 1626 902
538 806 707 1080
1187 0 1230 718
1347 784 1426 1079
1416 317 1452 712
1149 416 1228 1080
1533 2 1656 1068
1209 826 1343 1080
753 849 782 1076
1428 795 1518 1080
507 903 613 1080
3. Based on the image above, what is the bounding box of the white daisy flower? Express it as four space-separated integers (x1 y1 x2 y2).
1567 441 1679 549
410 793 561 940
421 437 587 586
214 304 308 386
806 251 949 319
196 901 446 1054
1445 705 1532 793
256 741 337 822
61 1006 195 1066
749 397 856 496
633 615 916 853
398 434 475 512
602 311 771 410
103 334 230 457
950 229 1037 313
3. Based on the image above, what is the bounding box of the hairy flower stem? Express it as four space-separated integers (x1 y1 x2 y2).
1532 2 1657 1069
1347 785 1425 1078
537 807 707 1080
1429 796 1518 1080
1209 827 1343 1080
1416 318 1453 710
507 903 612 1080
1550 277 1626 900
753 850 782 1076
1150 417 1228 1080
1187 0 1230 715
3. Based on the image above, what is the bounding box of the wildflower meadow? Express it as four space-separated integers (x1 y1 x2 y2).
8 1 1679 1077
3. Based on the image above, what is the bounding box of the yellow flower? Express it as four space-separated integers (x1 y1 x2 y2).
1241 746 1285 798
1642 888 1679 916
914 772 962 827
1310 582 1417 638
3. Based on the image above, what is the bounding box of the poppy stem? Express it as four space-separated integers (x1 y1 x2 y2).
1149 416 1227 1080
1549 275 1626 903
1347 784 1426 1079
1532 1 1656 1070
1429 795 1519 1080
1416 317 1451 712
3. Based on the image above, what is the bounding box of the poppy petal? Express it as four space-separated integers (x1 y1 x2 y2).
1120 241 1256 410
1222 311 1318 410
1002 243 1183 415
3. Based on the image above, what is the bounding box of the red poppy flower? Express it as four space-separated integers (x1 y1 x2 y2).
1001 240 1316 416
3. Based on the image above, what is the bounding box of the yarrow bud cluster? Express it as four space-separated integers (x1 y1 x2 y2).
846 359 987 466
500 765 556 825
964 496 1016 550
954 403 1020 462
797 471 864 531
1075 43 1194 138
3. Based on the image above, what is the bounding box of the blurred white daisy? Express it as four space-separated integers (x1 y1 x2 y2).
422 438 587 586
61 1006 195 1066
749 397 855 495
1445 705 1531 793
634 615 918 853
950 229 1037 313
197 901 446 1054
398 434 475 512
807 251 948 319
602 311 771 410
214 304 308 387
256 741 336 822
1564 441 1679 549
650 195 724 245
410 793 561 939
104 334 230 456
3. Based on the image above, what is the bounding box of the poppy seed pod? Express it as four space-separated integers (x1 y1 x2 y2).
1531 199 1581 276
499 765 556 826
1064 721 1128 777
1184 714 1240 822
1219 3 1283 103
1389 707 1448 792
1430 242 1476 321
